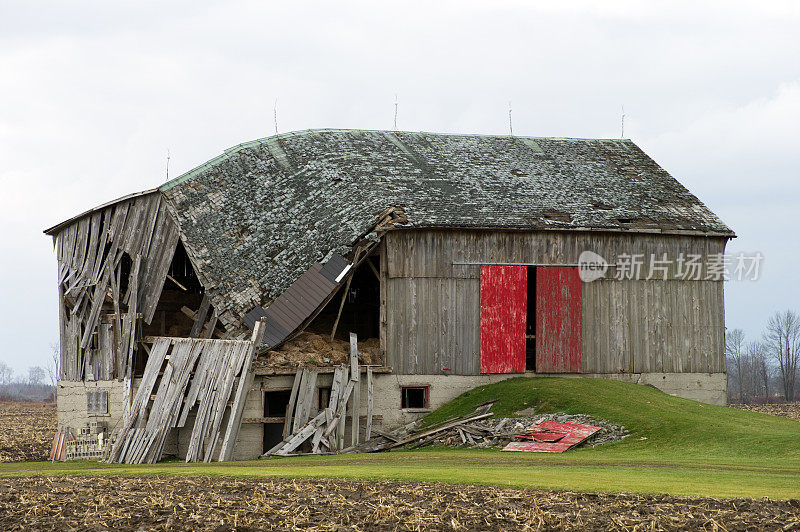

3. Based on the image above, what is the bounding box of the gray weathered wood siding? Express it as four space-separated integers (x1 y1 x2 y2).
383 230 728 376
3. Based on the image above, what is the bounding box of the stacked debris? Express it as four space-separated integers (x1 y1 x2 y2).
341 404 628 454
255 332 381 369
264 333 376 456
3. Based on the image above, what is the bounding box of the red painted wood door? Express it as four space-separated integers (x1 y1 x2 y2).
480 265 526 374
535 267 582 373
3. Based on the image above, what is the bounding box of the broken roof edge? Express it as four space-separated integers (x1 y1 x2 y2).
43 188 160 236
157 128 637 192
397 223 736 238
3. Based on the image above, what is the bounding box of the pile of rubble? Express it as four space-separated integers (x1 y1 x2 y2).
339 402 628 454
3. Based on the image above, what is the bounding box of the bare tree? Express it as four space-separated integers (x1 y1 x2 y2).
28 366 46 386
0 361 12 385
763 310 800 401
726 329 747 402
47 342 61 389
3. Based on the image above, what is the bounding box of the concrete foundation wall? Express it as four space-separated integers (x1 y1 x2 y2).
219 371 726 461
56 380 126 434
58 370 724 461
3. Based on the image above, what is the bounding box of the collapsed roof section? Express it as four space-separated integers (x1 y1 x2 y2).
47 129 735 335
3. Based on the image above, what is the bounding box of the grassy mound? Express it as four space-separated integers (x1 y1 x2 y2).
423 377 800 465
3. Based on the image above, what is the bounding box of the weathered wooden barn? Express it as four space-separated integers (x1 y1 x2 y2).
46 129 734 461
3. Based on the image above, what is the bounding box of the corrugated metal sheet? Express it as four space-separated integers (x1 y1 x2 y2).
244 253 349 348
480 265 527 374
536 267 582 373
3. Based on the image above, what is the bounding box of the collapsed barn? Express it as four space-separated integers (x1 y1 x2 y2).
45 129 734 462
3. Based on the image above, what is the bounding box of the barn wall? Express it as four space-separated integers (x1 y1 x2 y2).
384 229 728 377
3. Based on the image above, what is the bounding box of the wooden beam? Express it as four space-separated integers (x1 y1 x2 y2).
330 248 362 341
218 318 267 461
366 366 373 440
189 294 211 338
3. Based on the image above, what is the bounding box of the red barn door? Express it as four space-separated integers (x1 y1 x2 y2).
535 267 582 373
480 265 526 374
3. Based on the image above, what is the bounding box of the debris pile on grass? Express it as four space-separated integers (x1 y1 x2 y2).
0 402 57 462
729 402 800 422
255 332 381 368
399 412 628 450
342 402 627 454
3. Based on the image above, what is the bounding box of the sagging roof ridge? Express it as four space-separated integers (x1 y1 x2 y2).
158 128 638 192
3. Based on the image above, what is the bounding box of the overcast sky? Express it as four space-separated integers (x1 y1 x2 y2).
1 1 798 374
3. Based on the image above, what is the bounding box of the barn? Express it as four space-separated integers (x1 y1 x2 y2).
45 129 734 462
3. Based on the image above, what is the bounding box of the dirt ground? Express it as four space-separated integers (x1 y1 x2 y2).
0 402 56 462
0 475 798 531
730 402 800 421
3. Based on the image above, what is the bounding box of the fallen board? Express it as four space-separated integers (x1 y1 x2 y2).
502 421 600 453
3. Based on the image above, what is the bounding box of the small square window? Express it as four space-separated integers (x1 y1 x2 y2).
401 386 429 409
87 391 108 415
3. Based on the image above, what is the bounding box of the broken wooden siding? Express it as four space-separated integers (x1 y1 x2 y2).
384 230 727 376
479 266 527 374
535 267 582 373
52 192 180 381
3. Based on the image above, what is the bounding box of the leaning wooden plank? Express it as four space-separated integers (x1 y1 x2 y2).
349 333 360 381
202 311 218 339
189 294 211 338
366 366 374 440
218 319 268 461
388 412 494 449
202 341 252 462
324 379 355 439
293 369 317 433
350 370 361 446
282 370 303 440
275 411 327 455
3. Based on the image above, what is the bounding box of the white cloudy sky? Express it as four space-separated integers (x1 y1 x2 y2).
0 1 798 374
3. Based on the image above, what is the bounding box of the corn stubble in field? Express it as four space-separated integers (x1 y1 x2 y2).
1 476 799 531
0 402 56 462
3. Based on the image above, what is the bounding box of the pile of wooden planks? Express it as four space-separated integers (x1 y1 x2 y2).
107 320 266 464
264 333 375 456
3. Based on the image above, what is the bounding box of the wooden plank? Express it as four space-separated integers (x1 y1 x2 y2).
350 369 361 446
274 410 327 455
349 333 360 381
366 366 373 440
189 294 211 338
218 319 267 461
293 369 317 432
282 370 303 439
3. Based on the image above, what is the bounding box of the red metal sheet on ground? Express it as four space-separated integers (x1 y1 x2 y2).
480 265 526 374
535 266 583 373
502 421 600 453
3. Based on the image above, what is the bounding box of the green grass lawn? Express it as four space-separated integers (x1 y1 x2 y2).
2 378 799 499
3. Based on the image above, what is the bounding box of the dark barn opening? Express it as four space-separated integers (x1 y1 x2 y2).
401 386 429 409
135 240 208 376
526 266 537 371
263 389 292 452
307 254 381 341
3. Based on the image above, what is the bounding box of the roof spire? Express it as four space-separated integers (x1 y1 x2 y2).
621 105 625 138
508 101 513 136
273 99 279 135
393 94 398 130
